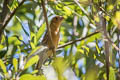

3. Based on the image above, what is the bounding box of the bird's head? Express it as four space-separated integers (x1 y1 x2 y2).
50 16 64 28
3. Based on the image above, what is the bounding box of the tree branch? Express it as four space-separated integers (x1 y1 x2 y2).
0 0 9 22
58 29 101 48
40 0 55 55
117 29 120 79
0 0 10 41
102 16 109 80
74 0 89 16
0 0 26 42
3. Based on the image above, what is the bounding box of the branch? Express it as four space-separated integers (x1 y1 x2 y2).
58 29 120 52
40 0 55 55
74 0 89 16
117 29 120 79
0 0 9 22
0 0 26 41
0 0 10 41
58 29 101 48
102 16 109 80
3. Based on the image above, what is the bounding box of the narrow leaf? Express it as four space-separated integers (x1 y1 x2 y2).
13 58 18 72
0 59 7 73
24 55 39 69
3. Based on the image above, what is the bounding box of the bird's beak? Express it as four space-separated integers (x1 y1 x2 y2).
59 16 64 20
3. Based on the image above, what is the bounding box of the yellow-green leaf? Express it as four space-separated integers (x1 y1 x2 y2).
20 74 34 80
82 46 89 52
0 59 7 73
107 4 114 11
77 49 84 54
20 74 46 80
96 44 100 54
36 24 46 41
52 57 69 75
30 42 35 49
63 6 72 16
109 67 116 80
24 55 39 69
13 58 18 72
31 70 38 74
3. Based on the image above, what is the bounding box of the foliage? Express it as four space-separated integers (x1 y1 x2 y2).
0 0 120 80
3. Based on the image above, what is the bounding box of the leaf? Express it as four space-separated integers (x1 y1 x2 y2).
16 16 30 37
13 58 18 72
109 67 116 80
7 0 18 11
24 55 39 69
20 74 46 80
20 74 34 80
27 46 41 58
31 32 37 46
0 59 7 73
77 48 84 54
31 70 38 74
82 46 89 52
95 43 100 54
63 6 72 16
36 23 46 42
30 42 35 49
52 57 69 76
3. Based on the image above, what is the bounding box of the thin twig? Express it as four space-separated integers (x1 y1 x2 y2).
74 0 89 16
41 0 55 54
58 29 101 48
58 29 120 52
0 0 9 22
102 16 109 80
0 0 10 41
0 0 26 41
117 29 120 79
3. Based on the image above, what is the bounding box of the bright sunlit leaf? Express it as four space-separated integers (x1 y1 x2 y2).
63 6 72 16
105 16 110 21
24 55 39 69
52 57 69 76
0 59 7 73
112 11 120 29
109 67 116 80
107 4 114 11
13 58 18 72
36 23 46 41
20 74 46 80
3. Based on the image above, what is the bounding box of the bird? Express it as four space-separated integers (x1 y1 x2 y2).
41 16 64 56
35 16 64 72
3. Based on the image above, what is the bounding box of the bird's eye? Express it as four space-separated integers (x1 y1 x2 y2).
55 17 58 20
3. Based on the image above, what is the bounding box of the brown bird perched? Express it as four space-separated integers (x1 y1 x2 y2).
35 16 64 72
41 16 64 56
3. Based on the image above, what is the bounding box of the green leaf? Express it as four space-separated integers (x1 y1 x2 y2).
16 16 30 37
24 55 39 69
82 46 89 52
31 70 38 74
52 57 69 76
30 42 35 49
31 32 37 46
109 67 116 80
36 24 46 41
95 43 100 54
77 48 84 54
20 74 34 80
20 74 46 80
0 59 7 73
13 58 18 72
28 46 41 58
8 0 18 11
